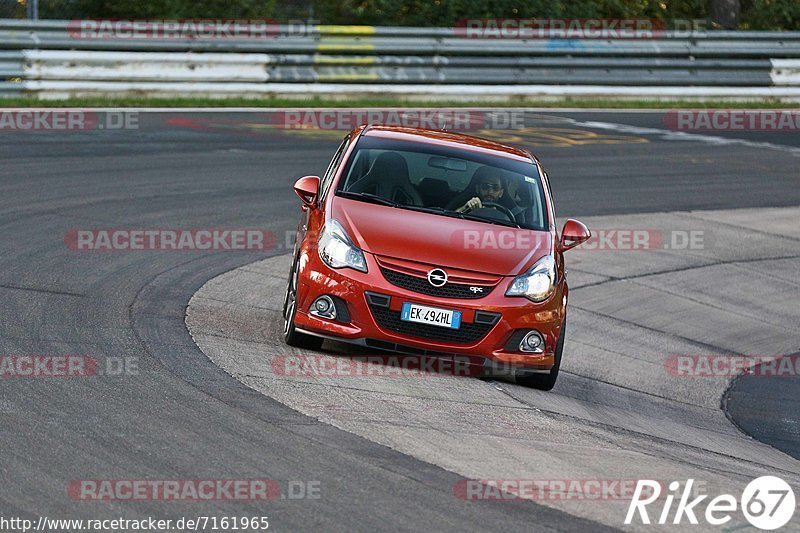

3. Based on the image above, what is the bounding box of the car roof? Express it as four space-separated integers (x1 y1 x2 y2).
360 125 534 163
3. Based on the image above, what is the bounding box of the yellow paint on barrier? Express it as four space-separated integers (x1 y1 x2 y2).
313 55 376 65
317 44 376 52
316 25 377 35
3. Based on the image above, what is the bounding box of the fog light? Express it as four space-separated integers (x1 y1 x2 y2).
311 295 336 320
519 330 544 353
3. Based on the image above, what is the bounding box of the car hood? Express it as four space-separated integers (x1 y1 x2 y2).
331 197 552 276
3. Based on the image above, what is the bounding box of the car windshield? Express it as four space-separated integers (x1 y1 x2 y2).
335 135 548 230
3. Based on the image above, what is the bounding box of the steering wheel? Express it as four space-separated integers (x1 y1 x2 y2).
473 201 516 222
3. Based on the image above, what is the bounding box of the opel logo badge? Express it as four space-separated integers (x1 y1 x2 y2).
427 268 448 287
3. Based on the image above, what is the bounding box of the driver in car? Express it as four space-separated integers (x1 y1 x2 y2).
455 174 506 213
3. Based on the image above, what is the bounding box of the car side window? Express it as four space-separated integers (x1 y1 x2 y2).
320 136 349 200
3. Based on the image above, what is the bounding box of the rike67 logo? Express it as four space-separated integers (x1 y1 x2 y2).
626 477 796 530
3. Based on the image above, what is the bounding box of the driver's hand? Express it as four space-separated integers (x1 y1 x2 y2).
458 197 482 213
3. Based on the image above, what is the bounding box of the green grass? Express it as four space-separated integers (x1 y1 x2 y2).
0 96 798 109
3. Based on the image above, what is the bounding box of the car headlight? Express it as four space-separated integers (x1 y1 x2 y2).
506 255 556 302
318 220 367 272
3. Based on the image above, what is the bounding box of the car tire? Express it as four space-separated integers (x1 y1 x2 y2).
515 316 566 391
283 255 324 351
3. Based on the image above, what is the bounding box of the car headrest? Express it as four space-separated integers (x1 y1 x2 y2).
418 178 451 207
508 174 534 207
419 177 450 194
368 152 409 182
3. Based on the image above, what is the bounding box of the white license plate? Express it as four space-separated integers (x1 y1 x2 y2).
400 302 462 329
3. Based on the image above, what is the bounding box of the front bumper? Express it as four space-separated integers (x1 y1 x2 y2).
292 249 566 370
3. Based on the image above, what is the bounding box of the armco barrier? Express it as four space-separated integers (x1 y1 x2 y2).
0 50 22 96
2 20 800 100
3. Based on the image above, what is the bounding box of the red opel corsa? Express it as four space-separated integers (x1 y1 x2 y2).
283 125 591 390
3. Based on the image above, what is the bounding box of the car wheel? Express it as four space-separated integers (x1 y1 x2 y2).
515 316 566 391
283 255 324 350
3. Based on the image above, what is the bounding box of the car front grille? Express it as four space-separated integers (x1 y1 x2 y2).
379 267 495 299
367 302 498 345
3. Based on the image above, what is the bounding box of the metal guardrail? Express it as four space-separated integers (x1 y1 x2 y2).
0 82 22 95
0 49 23 96
19 50 776 86
2 19 800 99
0 50 23 77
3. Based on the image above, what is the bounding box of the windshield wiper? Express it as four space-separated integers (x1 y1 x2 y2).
337 190 400 207
403 205 460 216
458 212 522 229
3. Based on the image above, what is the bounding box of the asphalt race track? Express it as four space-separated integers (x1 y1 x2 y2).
1 110 798 531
